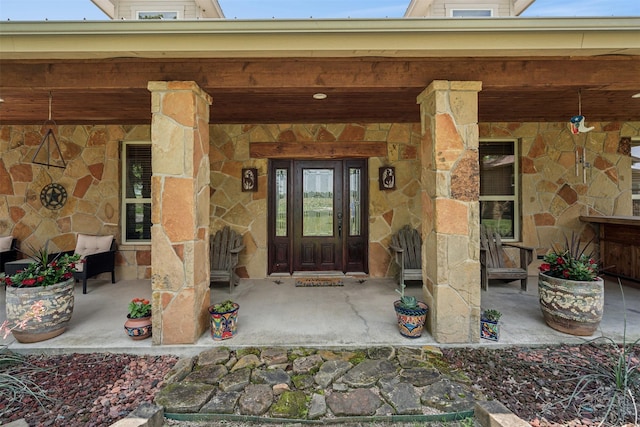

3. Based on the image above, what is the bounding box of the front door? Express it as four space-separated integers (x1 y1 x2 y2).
268 159 368 274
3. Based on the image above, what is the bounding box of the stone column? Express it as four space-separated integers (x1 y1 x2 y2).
148 81 211 344
416 80 482 343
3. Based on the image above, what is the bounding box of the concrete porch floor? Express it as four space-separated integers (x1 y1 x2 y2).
1 275 639 357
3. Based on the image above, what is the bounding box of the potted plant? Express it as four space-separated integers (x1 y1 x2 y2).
480 309 502 341
393 283 428 338
124 297 152 340
208 299 239 340
2 243 80 343
538 233 603 336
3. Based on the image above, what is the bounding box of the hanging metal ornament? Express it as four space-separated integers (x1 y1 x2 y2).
569 89 594 135
32 92 67 169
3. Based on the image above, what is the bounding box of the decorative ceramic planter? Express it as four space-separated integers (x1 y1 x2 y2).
538 272 604 336
393 300 428 338
124 315 152 340
5 278 75 343
208 302 239 340
480 319 500 341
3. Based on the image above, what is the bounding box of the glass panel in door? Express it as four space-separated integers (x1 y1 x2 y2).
303 169 334 236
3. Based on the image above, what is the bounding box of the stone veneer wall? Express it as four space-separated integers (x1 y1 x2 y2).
479 121 640 255
1 121 638 281
208 123 423 279
0 124 152 280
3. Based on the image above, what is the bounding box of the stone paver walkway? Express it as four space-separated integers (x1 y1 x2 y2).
155 346 482 422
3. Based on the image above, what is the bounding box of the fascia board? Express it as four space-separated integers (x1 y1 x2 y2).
1 18 639 59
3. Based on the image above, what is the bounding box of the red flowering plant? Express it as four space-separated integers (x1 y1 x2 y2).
2 242 80 288
539 233 599 281
128 298 152 319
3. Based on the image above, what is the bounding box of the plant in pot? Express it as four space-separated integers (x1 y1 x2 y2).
208 299 239 340
124 297 152 340
2 243 80 343
393 283 428 338
480 308 502 341
538 233 603 336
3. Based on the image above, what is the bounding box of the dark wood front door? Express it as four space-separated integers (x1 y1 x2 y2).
268 159 368 274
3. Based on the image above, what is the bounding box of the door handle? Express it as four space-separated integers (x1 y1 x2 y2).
337 212 343 237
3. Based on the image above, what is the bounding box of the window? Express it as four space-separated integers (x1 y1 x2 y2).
451 9 493 17
122 142 151 243
137 11 179 20
632 139 640 216
479 139 519 240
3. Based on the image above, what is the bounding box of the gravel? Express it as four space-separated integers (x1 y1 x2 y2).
1 344 638 426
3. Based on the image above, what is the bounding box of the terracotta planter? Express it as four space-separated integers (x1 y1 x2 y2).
124 315 152 340
5 278 75 343
208 302 239 340
394 300 428 338
538 272 604 336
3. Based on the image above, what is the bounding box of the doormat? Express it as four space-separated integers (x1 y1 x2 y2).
295 277 344 287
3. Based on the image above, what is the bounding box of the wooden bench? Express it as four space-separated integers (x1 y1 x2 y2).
210 226 245 293
480 226 533 291
389 225 423 287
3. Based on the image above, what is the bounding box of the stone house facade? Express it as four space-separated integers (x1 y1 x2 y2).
1 17 639 345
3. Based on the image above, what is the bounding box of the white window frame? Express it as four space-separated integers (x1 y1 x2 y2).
447 3 497 17
479 138 520 242
450 9 493 17
632 137 640 216
136 11 180 20
121 141 152 245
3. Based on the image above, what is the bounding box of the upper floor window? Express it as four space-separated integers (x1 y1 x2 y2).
451 9 493 17
479 139 519 240
137 11 179 20
122 141 152 244
632 139 640 216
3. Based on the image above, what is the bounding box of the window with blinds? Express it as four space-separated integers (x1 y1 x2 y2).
122 142 152 243
479 139 519 240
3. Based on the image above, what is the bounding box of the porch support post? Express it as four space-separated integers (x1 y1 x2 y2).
148 81 211 345
417 80 482 343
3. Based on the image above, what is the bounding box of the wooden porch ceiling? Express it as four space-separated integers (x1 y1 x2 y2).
1 56 639 125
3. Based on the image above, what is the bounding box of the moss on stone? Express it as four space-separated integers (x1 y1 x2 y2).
348 350 367 365
270 390 308 419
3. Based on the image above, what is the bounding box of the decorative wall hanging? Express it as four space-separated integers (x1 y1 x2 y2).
40 182 67 210
571 90 594 184
379 166 395 190
32 92 67 169
569 89 594 135
242 168 258 192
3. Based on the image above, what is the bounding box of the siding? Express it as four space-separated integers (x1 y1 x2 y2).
430 0 513 17
115 0 198 19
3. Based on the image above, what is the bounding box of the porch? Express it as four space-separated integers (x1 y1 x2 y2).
2 275 639 357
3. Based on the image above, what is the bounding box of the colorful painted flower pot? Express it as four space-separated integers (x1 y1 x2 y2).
394 300 428 338
208 302 239 340
124 315 152 340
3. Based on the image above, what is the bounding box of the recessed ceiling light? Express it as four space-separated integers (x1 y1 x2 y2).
313 93 327 100
632 92 640 99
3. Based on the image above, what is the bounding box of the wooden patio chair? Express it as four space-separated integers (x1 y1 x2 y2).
389 225 423 287
210 226 245 293
480 226 533 291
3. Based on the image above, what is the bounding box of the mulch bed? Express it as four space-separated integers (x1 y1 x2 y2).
0 344 638 426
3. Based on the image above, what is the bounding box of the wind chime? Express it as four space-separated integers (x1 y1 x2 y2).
569 89 593 184
32 92 68 210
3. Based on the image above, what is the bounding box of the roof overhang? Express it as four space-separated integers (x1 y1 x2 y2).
1 18 639 125
1 18 639 59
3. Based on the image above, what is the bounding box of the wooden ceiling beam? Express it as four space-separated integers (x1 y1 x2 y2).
1 57 639 91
